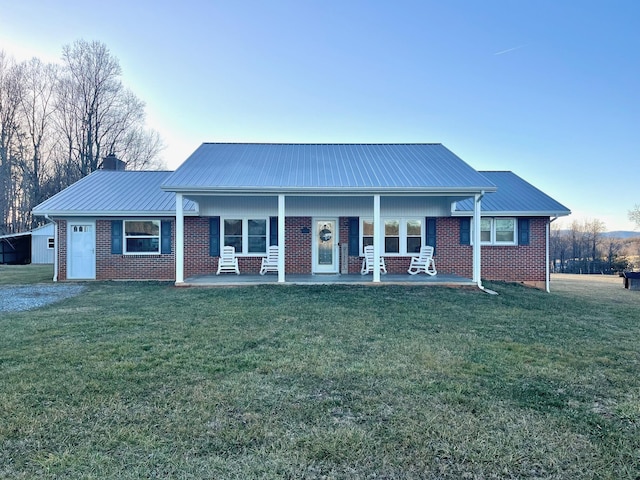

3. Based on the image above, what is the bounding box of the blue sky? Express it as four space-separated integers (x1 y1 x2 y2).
1 0 638 230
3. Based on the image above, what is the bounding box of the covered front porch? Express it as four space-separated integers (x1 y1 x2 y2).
174 193 486 287
182 272 474 287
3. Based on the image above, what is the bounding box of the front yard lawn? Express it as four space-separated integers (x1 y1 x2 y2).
1 279 638 478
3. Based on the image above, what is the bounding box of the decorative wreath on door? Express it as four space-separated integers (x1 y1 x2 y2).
319 226 332 242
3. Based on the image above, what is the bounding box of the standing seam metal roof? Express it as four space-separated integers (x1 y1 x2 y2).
454 171 571 215
32 171 197 215
161 143 497 191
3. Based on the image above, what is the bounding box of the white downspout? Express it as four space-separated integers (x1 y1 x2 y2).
547 217 558 293
473 191 485 288
44 214 58 282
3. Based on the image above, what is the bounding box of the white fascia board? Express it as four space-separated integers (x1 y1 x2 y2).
32 210 199 217
451 210 572 217
162 186 497 196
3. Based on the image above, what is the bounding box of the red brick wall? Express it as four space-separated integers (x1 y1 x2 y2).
285 217 312 274
184 217 217 277
56 215 548 284
57 220 67 281
96 219 175 280
340 216 548 282
434 217 547 282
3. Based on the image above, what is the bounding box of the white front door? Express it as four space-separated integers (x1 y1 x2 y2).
68 223 96 279
313 219 338 273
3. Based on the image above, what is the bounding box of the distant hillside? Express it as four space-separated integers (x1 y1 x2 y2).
602 231 640 239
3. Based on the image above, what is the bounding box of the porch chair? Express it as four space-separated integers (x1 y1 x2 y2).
216 246 240 275
407 245 437 276
360 245 387 275
260 245 279 275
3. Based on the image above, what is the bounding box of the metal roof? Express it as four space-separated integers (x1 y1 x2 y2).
454 171 571 216
32 171 198 217
162 143 497 194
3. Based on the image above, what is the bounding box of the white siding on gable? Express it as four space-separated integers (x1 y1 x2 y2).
32 236 54 264
195 196 278 217
31 224 55 264
191 195 455 218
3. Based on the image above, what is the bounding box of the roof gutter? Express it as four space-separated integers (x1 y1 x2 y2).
161 186 498 196
33 210 199 217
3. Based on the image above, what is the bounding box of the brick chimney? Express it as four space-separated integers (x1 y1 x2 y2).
99 153 127 171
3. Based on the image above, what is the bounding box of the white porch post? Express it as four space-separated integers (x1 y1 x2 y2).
175 193 184 284
472 193 482 287
546 218 551 293
278 194 285 283
373 194 381 283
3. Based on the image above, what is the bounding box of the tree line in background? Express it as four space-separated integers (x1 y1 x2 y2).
0 40 164 235
551 219 640 274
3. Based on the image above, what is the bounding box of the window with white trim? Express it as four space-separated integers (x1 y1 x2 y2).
47 237 55 249
362 220 374 251
474 217 517 245
360 218 424 255
406 219 423 253
124 220 160 253
223 218 268 254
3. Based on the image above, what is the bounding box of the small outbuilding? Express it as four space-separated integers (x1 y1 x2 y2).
0 224 54 265
623 271 640 291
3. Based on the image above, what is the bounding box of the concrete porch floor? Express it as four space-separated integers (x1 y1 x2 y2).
182 272 475 287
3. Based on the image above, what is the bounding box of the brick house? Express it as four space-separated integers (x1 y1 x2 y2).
33 143 570 290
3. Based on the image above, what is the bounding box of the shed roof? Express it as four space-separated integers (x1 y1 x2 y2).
0 223 54 239
32 171 198 217
162 143 497 194
454 171 570 216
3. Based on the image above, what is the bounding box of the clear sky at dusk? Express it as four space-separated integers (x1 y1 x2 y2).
1 0 638 230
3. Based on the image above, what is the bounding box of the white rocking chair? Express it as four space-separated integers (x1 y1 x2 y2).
260 245 279 275
216 246 240 275
360 245 387 275
407 245 437 276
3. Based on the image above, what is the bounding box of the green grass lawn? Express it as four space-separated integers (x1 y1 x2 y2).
1 277 638 479
0 264 54 285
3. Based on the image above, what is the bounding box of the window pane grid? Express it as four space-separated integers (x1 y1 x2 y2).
473 218 517 245
406 219 422 253
223 218 269 254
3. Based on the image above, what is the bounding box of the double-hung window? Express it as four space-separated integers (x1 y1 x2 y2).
223 218 268 254
384 220 400 253
360 218 423 255
406 219 423 253
124 220 160 253
475 217 517 245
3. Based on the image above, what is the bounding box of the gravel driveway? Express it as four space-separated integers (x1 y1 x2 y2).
0 284 85 313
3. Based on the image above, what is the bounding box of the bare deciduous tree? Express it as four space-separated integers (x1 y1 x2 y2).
0 41 165 234
18 58 59 227
629 204 640 230
0 51 24 234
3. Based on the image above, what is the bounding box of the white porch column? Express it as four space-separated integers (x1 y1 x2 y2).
472 193 482 287
546 218 551 293
175 193 184 284
373 194 381 283
278 194 285 283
